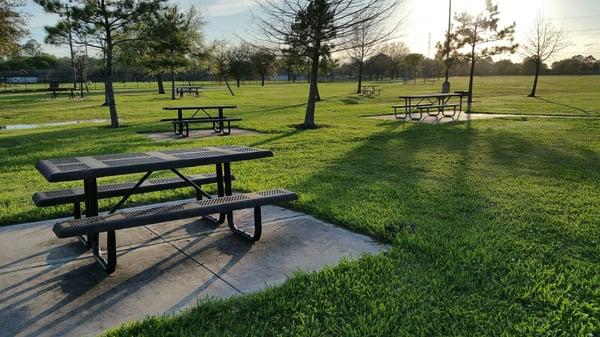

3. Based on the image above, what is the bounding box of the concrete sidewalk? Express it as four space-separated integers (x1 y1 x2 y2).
0 203 387 337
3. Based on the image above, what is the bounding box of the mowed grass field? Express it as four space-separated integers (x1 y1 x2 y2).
0 75 599 336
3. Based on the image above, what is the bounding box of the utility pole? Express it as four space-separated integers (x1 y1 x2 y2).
442 0 452 93
66 1 77 89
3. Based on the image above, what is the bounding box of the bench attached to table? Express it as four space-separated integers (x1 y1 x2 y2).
392 103 459 120
172 117 242 137
33 173 233 219
52 189 298 274
417 104 459 118
177 87 202 97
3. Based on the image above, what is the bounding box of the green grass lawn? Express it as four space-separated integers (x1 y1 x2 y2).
0 76 599 336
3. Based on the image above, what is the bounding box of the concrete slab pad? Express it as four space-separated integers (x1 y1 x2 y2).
142 128 261 141
0 221 156 272
0 205 388 337
173 215 387 293
0 242 238 337
365 112 600 124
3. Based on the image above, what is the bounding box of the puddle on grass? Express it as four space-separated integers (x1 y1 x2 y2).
0 119 110 131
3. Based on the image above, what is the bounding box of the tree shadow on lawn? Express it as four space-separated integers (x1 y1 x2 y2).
534 97 595 115
272 120 599 332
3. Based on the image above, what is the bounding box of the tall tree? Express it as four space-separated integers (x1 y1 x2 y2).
452 0 517 112
21 39 43 57
35 0 80 89
521 13 569 97
0 0 28 58
381 42 408 80
144 6 205 100
404 53 423 84
347 9 400 93
209 41 235 96
253 0 400 129
38 0 165 128
250 48 276 86
228 44 252 88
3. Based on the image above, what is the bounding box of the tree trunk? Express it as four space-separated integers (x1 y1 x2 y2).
171 69 176 100
467 44 476 113
236 78 240 87
304 53 320 129
223 76 235 96
104 42 119 128
315 82 321 102
356 60 363 94
157 73 165 94
261 74 265 86
528 60 541 97
66 8 77 90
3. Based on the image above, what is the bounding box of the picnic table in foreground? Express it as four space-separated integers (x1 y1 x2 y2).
162 105 241 137
34 146 298 274
393 91 469 120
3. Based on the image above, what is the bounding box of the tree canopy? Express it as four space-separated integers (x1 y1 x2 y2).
0 0 28 58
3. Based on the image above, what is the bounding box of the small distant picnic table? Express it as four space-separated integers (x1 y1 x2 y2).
395 92 468 120
360 85 381 96
176 86 203 97
162 105 239 137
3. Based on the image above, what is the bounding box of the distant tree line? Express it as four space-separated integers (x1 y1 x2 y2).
3 50 598 84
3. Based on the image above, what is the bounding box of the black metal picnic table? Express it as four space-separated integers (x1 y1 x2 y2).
163 105 237 136
176 86 203 97
35 145 272 272
397 92 467 120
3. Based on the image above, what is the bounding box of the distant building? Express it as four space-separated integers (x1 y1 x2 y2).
5 76 38 84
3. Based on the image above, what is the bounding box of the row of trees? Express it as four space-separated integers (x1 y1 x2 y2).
24 0 403 129
1 0 590 129
4 49 598 83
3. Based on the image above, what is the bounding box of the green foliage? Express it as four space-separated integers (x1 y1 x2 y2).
286 0 336 61
250 48 277 85
0 53 58 71
1 77 597 337
452 0 518 60
0 0 28 57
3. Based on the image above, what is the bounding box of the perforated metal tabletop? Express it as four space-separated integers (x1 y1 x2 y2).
36 145 272 182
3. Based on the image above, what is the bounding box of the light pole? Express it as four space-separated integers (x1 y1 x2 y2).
442 0 452 93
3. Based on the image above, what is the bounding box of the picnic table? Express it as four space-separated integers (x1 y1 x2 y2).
162 105 240 137
48 87 76 100
360 85 381 96
394 92 468 120
35 146 297 274
176 86 203 97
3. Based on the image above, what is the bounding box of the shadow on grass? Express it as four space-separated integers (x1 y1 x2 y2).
534 97 593 115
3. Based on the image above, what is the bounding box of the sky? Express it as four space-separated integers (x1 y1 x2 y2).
21 0 600 63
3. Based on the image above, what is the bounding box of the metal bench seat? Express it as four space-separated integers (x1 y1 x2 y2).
172 117 242 137
416 104 459 117
33 173 232 217
53 189 299 274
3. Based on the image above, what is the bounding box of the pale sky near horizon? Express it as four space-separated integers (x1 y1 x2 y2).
21 0 600 63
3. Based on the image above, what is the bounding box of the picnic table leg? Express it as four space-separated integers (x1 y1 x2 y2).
224 162 261 241
208 163 226 225
176 109 183 135
80 178 117 274
218 108 225 133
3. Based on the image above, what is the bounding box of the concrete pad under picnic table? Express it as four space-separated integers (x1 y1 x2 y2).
142 128 261 141
0 202 388 337
365 112 600 124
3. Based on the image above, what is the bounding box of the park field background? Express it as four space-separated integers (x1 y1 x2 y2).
0 75 599 336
